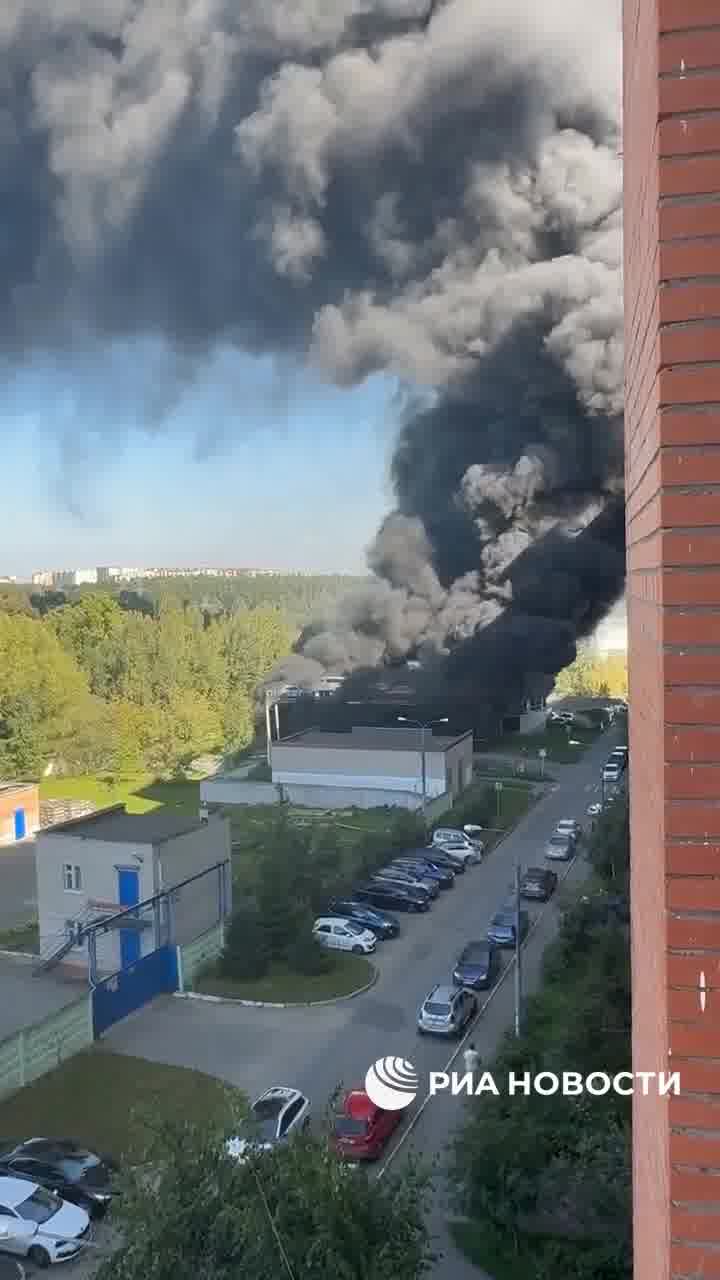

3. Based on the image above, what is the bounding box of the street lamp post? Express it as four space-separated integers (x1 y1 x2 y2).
514 861 522 1037
397 715 449 825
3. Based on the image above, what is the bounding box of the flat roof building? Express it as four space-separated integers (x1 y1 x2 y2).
270 725 474 811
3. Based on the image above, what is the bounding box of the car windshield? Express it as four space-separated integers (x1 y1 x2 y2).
17 1186 58 1224
549 835 569 846
425 1001 451 1016
334 1116 368 1137
345 921 365 935
460 948 488 964
251 1100 283 1141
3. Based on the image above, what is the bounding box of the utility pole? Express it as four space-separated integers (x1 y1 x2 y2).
514 862 522 1037
495 780 503 820
420 724 427 823
265 690 273 768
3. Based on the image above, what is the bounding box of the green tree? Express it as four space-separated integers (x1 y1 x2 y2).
49 594 124 695
220 905 269 980
285 910 333 975
94 1114 432 1280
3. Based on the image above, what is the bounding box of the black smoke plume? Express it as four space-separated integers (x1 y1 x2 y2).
2 0 623 714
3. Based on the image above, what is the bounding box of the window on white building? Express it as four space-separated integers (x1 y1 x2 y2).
62 864 82 891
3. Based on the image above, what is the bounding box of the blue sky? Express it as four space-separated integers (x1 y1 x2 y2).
2 340 398 578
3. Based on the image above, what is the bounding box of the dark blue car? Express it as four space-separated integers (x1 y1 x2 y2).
326 898 400 938
389 857 455 888
487 909 530 947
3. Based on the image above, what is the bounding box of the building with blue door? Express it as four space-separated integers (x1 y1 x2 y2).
0 783 39 845
35 806 231 977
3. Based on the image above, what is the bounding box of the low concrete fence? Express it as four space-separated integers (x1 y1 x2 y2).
0 994 93 1102
282 783 447 811
201 779 280 806
178 923 225 991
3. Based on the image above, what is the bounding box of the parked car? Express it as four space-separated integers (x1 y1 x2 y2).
519 867 558 901
389 857 455 888
602 760 623 784
312 918 376 954
544 832 575 861
326 900 400 939
373 868 439 898
330 1090 402 1161
0 1176 90 1267
431 828 484 861
419 845 467 872
487 909 530 947
0 1141 117 1220
354 881 431 912
226 1087 310 1161
554 819 581 841
548 710 574 724
606 749 627 772
417 984 478 1037
452 941 499 990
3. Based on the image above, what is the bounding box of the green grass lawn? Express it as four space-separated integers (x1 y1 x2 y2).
195 954 374 1003
0 1050 241 1161
483 723 603 764
40 774 200 814
0 919 39 953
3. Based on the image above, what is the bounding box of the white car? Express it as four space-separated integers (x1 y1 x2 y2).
431 829 483 862
555 819 581 840
0 1176 90 1267
226 1087 310 1161
313 917 376 954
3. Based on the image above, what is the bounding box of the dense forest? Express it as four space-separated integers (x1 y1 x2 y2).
0 575 362 780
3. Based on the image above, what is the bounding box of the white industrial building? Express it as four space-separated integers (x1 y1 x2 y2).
270 726 473 810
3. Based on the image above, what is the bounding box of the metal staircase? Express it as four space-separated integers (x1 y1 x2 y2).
33 906 107 976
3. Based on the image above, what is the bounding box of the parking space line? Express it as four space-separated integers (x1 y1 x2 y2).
376 850 582 1179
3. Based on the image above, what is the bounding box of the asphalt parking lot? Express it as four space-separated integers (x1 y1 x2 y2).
9 723 622 1278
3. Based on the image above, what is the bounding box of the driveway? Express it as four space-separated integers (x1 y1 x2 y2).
98 725 620 1277
0 840 37 931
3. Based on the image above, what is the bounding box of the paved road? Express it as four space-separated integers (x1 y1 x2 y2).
92 724 620 1278
0 840 37 930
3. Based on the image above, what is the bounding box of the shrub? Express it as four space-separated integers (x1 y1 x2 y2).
219 905 269 980
286 916 334 975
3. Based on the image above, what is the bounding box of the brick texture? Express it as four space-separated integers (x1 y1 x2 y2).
624 2 720 1276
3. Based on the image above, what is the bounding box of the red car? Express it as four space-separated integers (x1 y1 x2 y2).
331 1089 403 1161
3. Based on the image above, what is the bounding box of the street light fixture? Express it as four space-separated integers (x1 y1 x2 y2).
397 716 449 823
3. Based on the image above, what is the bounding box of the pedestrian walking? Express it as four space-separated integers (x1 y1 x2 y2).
463 1043 481 1075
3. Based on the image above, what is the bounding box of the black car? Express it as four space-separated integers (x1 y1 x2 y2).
354 881 430 912
418 847 466 873
389 858 455 888
452 941 499 990
373 869 438 899
519 867 558 901
0 1139 118 1218
326 899 400 938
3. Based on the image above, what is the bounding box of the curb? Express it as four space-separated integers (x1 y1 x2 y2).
174 963 379 1009
0 949 37 962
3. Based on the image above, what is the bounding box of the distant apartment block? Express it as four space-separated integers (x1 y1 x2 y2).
32 565 295 587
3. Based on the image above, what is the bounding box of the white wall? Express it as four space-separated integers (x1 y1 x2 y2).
36 832 154 974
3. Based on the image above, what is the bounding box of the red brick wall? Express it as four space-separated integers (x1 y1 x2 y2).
0 784 40 842
624 1 720 1276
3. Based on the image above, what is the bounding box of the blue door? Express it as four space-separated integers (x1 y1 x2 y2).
13 809 26 840
117 868 141 969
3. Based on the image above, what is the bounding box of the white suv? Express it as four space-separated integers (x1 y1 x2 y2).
431 829 484 863
313 918 376 955
0 1176 90 1267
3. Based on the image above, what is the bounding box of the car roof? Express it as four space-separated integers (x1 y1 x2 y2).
343 1090 378 1119
459 941 490 957
427 984 455 1001
0 1176 40 1207
253 1087 303 1109
524 866 551 877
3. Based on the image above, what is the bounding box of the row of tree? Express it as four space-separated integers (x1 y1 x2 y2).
222 808 426 979
450 794 632 1279
554 649 628 700
0 593 293 779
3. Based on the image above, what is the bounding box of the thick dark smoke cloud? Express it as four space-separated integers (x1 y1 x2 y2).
2 0 623 705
